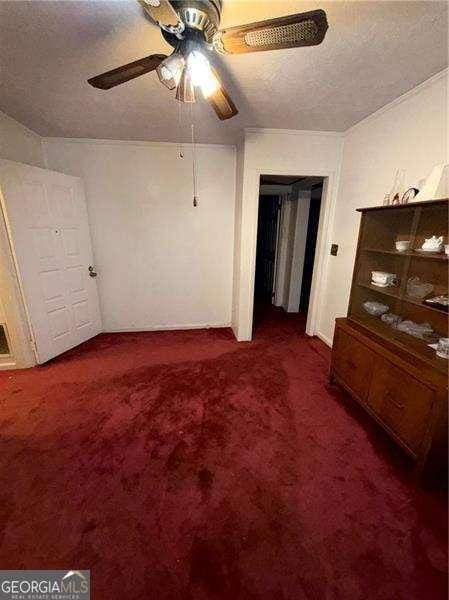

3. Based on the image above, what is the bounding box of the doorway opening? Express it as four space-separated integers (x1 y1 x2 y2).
0 324 10 355
253 175 325 335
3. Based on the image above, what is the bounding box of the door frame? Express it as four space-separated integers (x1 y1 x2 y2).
233 167 339 341
271 196 282 304
0 185 36 368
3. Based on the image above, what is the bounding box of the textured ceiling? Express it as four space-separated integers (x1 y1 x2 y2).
0 1 447 144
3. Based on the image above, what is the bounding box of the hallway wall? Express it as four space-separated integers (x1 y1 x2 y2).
232 129 344 341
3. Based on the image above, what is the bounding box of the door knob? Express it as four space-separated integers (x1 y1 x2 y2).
88 266 98 278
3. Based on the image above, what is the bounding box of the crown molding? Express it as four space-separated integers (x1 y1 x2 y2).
42 137 236 151
345 68 448 136
244 127 344 139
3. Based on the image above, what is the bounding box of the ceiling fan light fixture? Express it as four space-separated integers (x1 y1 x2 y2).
156 53 185 90
176 66 196 102
187 50 219 99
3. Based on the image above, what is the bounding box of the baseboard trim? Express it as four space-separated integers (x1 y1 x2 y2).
0 360 18 370
317 331 333 348
104 322 231 333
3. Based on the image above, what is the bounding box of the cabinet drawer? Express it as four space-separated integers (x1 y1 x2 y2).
333 329 375 400
367 359 434 453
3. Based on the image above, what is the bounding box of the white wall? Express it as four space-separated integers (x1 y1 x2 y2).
319 70 448 345
232 129 344 340
0 110 45 168
231 137 245 331
43 139 236 332
274 196 296 308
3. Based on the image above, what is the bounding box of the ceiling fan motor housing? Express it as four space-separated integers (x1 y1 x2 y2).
163 0 222 46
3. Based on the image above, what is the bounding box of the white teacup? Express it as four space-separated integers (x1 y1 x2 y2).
445 244 449 256
395 240 410 252
371 271 397 287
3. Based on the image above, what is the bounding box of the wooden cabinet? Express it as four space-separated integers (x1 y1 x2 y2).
331 200 448 477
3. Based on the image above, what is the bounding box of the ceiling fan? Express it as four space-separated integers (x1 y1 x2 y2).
88 0 328 121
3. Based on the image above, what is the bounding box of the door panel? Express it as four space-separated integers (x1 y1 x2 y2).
367 358 434 453
255 195 280 303
0 159 102 363
333 329 375 401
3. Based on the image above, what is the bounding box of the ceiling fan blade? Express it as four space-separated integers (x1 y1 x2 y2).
138 0 183 32
213 9 328 55
206 68 238 121
88 54 166 89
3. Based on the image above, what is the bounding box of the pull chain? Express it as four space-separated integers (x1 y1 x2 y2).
177 100 184 159
190 102 198 208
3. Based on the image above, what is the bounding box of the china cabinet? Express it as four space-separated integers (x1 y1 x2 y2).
331 199 448 477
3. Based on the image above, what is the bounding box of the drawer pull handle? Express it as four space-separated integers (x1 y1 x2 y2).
385 392 404 410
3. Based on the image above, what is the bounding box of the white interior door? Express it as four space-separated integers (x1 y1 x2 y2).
0 159 102 363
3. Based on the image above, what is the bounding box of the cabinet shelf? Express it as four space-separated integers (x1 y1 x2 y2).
349 199 448 365
363 247 448 261
357 281 400 300
404 295 448 314
349 313 445 374
356 282 448 314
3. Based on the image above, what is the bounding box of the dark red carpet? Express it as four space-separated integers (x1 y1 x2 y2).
0 308 447 599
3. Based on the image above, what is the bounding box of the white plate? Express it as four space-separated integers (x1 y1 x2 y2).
415 248 443 253
371 281 394 288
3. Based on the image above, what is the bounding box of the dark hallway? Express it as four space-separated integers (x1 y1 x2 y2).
253 176 324 334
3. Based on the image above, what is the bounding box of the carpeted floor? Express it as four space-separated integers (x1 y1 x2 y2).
0 308 447 599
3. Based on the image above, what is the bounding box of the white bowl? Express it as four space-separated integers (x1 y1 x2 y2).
395 240 410 252
363 300 389 316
